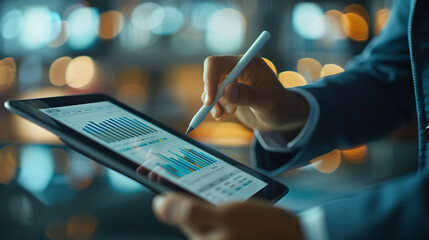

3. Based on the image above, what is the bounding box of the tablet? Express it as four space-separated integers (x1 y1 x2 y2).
5 94 288 205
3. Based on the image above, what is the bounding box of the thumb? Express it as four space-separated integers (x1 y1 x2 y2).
152 194 218 226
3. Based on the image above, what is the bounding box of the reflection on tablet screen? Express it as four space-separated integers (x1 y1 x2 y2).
40 101 267 204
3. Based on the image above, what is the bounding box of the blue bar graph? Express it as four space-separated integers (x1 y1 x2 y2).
83 116 157 143
155 148 217 178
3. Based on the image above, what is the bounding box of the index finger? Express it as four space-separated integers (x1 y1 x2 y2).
203 55 240 105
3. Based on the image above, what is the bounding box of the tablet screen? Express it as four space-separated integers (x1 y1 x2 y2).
40 101 267 204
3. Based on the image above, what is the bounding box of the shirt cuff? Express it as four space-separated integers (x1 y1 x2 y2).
254 88 320 152
298 206 329 240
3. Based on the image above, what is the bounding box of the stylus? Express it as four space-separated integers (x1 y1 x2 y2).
186 31 270 134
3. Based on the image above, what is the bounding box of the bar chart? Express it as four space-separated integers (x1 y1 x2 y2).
155 148 218 178
82 116 157 143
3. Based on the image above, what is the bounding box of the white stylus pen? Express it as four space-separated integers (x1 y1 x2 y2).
186 31 271 134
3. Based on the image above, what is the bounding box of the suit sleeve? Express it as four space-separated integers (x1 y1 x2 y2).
323 171 429 240
252 0 415 172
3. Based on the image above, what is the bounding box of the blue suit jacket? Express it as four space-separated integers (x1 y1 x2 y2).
253 0 429 239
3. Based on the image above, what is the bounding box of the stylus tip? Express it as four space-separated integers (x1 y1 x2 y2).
186 126 194 134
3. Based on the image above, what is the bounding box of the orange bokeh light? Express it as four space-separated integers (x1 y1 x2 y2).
278 71 307 88
345 4 369 24
165 64 204 115
342 145 368 164
342 12 369 41
49 57 72 86
99 11 124 39
262 57 277 74
67 213 98 239
310 149 342 173
297 58 322 82
0 57 16 92
189 121 253 147
320 64 344 77
0 145 18 185
66 56 96 89
375 8 391 35
324 10 345 41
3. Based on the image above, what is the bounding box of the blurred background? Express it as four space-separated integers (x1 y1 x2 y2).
0 0 419 239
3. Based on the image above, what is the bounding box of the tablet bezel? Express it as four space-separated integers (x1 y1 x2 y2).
5 93 288 204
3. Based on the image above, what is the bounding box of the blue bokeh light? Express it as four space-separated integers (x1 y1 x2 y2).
67 7 99 50
292 3 325 40
206 8 246 54
18 145 54 193
190 3 219 30
20 7 52 49
152 6 184 35
107 169 145 194
0 9 24 39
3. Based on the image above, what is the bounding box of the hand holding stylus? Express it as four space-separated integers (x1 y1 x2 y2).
188 35 310 134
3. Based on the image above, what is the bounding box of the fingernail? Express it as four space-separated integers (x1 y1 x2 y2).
153 196 166 214
224 104 233 114
211 108 217 118
229 85 239 102
204 94 209 105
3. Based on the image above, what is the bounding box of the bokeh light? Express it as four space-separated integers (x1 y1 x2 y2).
18 145 54 192
8 194 34 225
120 22 160 50
206 8 246 53
68 7 99 50
262 57 277 74
131 2 165 30
342 13 369 41
48 21 70 47
297 58 322 82
98 10 124 39
278 71 307 88
342 145 368 164
51 148 70 173
292 3 325 40
152 6 184 35
375 8 391 35
65 151 95 191
189 122 253 146
66 213 98 239
310 149 342 173
49 57 72 86
66 56 96 89
190 2 219 30
164 64 204 116
0 57 16 92
0 9 24 39
320 64 344 77
0 145 18 185
20 7 52 49
107 169 144 194
324 10 345 41
345 4 369 24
